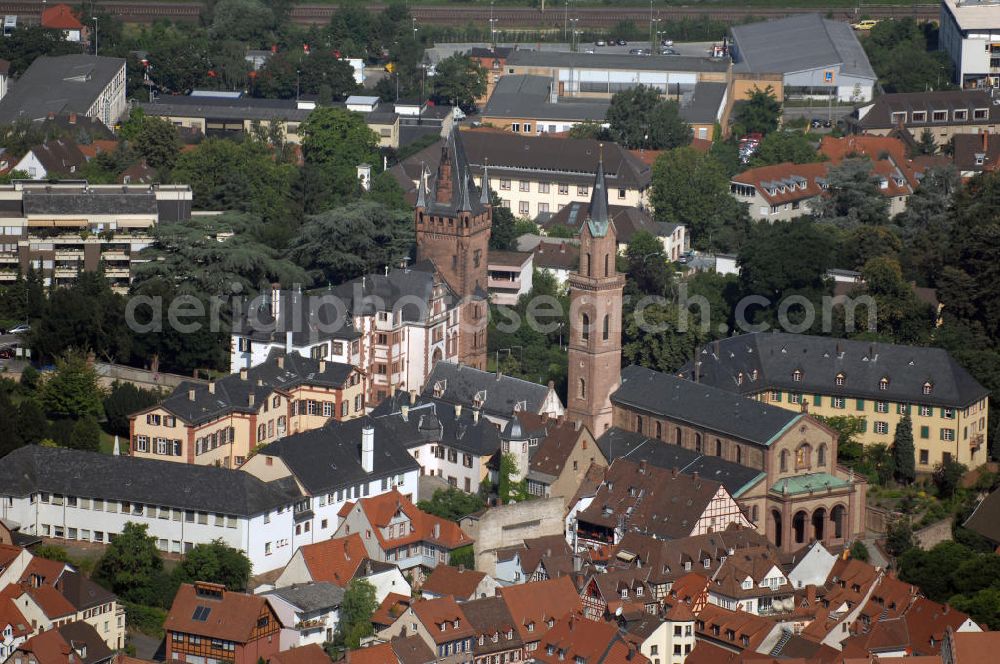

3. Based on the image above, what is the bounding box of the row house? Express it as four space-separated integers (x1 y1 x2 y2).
229 263 463 407
3 621 113 664
608 529 775 602
420 566 499 602
164 582 282 664
579 569 658 620
498 578 583 657
693 603 779 655
129 350 364 467
459 596 524 664
260 583 343 648
612 364 868 553
534 613 650 664
332 490 472 577
685 332 990 471
704 547 793 616
0 445 305 575
623 603 697 664
853 89 998 142
570 458 752 552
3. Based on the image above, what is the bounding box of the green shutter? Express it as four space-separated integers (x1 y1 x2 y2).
920 425 929 439
813 395 822 406
860 419 868 433
773 391 782 402
856 399 865 411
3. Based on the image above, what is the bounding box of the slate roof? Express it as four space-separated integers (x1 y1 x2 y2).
363 392 504 457
679 81 729 125
681 332 989 408
420 362 552 420
389 634 437 664
482 74 609 123
612 365 802 447
22 187 158 216
953 132 1000 173
419 129 486 218
392 131 652 194
964 488 1000 544
515 412 590 480
597 428 765 497
542 202 676 244
576 458 725 540
26 140 86 175
0 55 126 124
730 13 875 80
856 89 997 131
0 445 299 516
17 621 113 664
262 582 344 612
506 49 729 73
154 350 357 425
55 571 117 611
255 416 420 496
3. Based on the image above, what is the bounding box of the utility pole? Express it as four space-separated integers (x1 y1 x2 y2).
564 1 568 42
92 16 98 56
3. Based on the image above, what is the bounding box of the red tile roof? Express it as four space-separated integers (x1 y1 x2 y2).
0 543 23 570
27 584 77 618
298 534 368 587
0 594 31 637
950 631 1000 664
164 582 277 643
77 140 119 160
420 565 487 599
904 598 976 655
268 644 331 664
498 577 583 643
371 592 413 628
533 613 649 664
345 642 397 664
351 490 473 552
696 603 774 652
20 555 70 586
410 597 474 646
731 161 829 207
40 4 83 30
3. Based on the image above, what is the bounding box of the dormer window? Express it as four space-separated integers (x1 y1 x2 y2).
453 620 460 629
621 588 628 598
750 369 758 380
933 110 948 122
879 377 889 391
792 369 803 382
636 586 643 597
703 558 710 568
923 381 933 395
737 372 743 386
976 154 986 166
835 373 845 386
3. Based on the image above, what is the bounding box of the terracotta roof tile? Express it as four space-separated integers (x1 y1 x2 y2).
28 584 77 618
0 594 31 637
950 631 1000 664
164 583 278 643
371 593 413 628
298 534 367 587
420 565 487 599
904 597 976 655
354 490 472 552
41 4 84 30
533 613 649 663
268 644 331 664
498 577 583 643
345 642 396 664
410 597 474 645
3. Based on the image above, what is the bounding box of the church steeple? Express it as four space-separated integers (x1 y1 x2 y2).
480 159 491 207
566 155 624 435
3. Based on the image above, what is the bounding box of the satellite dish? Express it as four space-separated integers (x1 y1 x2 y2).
615 607 623 617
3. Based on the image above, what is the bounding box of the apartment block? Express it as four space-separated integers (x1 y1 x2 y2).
940 0 1000 89
0 181 192 290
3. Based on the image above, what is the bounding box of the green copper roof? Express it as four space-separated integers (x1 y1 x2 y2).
770 472 851 496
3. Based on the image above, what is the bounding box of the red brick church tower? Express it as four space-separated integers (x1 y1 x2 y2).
414 131 491 370
567 159 625 434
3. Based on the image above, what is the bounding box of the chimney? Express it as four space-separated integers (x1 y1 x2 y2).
271 283 281 317
361 425 375 473
455 404 462 418
806 584 816 605
239 367 248 381
285 330 293 354
276 355 284 369
433 522 441 539
713 339 720 356
409 389 418 405
319 360 327 373
574 419 582 431
343 539 351 559
639 459 647 474
573 554 582 573
256 378 264 387
984 130 989 152
208 381 216 394
693 471 699 481
188 388 196 401
472 409 480 423
400 404 410 421
671 467 678 478
69 112 77 125
248 393 255 407
458 564 465 572
694 362 701 383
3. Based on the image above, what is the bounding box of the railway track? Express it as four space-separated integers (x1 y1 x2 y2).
0 1 938 26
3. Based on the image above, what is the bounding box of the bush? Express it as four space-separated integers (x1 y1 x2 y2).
123 602 168 638
449 545 474 569
850 541 870 562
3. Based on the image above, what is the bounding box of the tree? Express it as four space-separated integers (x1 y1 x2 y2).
104 383 162 437
132 116 182 171
567 120 609 141
337 579 377 649
933 459 968 499
299 108 380 209
431 54 487 112
866 443 896 487
892 414 916 485
850 540 870 562
852 257 936 344
498 453 527 504
173 540 251 591
624 230 673 297
733 86 781 136
70 415 102 453
820 415 866 466
0 392 20 458
41 352 105 420
33 544 70 563
863 18 953 93
94 522 165 606
916 128 937 156
418 489 485 522
209 0 274 43
885 517 915 557
811 158 891 228
749 131 823 168
489 192 518 251
15 399 48 447
650 147 748 251
606 85 691 150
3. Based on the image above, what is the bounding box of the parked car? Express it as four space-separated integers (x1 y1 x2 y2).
660 47 679 55
594 40 606 46
8 323 29 335
810 118 823 128
660 38 673 47
851 19 879 30
0 347 14 359
453 107 466 120
584 47 595 53
629 48 650 55
616 39 627 46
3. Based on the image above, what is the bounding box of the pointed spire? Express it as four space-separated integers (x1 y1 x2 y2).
587 147 610 235
479 158 491 206
459 166 473 212
415 161 427 209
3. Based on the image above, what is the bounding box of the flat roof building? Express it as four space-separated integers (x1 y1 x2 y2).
0 55 126 127
730 13 876 102
940 0 1000 90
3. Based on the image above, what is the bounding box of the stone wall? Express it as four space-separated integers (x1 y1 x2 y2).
462 497 565 575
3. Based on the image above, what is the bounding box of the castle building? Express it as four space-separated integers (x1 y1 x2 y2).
565 159 625 435
414 130 492 370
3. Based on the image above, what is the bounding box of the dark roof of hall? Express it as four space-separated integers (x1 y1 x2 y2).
611 365 801 447
679 332 988 408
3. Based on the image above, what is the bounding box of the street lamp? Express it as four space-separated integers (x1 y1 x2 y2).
92 16 98 56
569 17 579 51
650 17 661 52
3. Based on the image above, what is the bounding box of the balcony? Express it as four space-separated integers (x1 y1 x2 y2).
54 267 79 279
488 277 522 291
0 270 17 281
54 250 83 261
102 251 129 261
104 267 131 278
